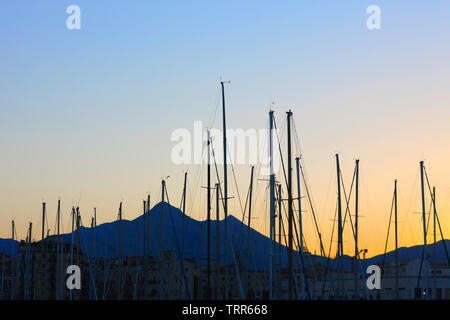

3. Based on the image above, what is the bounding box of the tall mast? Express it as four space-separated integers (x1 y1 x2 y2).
118 202 123 299
207 130 211 299
419 161 430 299
160 180 165 300
146 194 151 273
11 220 15 299
76 207 80 262
76 206 81 299
295 156 305 299
181 172 187 259
394 179 399 299
215 183 220 299
42 202 46 241
286 110 293 300
220 80 230 298
433 187 436 244
335 154 343 298
57 200 61 235
354 159 359 299
28 222 33 244
179 173 187 300
277 184 282 299
90 216 94 300
59 203 64 300
56 199 61 300
269 110 275 300
26 222 32 300
118 202 122 257
70 207 75 300
143 200 148 300
246 165 254 298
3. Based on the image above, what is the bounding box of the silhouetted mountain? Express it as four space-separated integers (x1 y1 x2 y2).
366 240 450 265
0 238 19 258
1 202 449 271
52 201 289 270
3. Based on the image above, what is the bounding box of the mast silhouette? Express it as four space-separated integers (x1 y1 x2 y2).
11 220 15 299
335 154 343 298
286 110 293 300
207 130 211 299
269 110 275 300
394 179 399 299
41 202 46 241
354 159 359 299
277 184 282 299
143 200 148 299
181 172 187 259
56 199 61 300
180 172 187 299
419 161 430 299
220 80 230 298
246 165 254 298
433 187 436 244
295 156 305 299
69 207 74 300
117 202 123 299
215 183 220 299
160 180 165 299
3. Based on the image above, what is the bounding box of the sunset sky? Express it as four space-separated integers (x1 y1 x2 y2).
1 1 450 258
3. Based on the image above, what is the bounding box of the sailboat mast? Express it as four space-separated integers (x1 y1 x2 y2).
295 156 305 299
118 202 122 257
433 187 436 244
207 130 211 299
335 154 343 298
70 207 74 300
286 110 293 300
42 202 46 241
215 183 220 299
160 180 165 299
11 220 15 299
146 194 151 273
76 206 81 298
277 184 282 299
179 172 187 299
143 200 148 300
419 161 430 299
181 172 187 259
394 179 399 299
220 80 230 298
269 110 275 300
29 222 32 243
354 159 359 299
56 199 61 300
246 165 254 298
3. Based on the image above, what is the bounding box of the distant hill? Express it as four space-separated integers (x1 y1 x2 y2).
366 240 450 265
0 238 19 258
1 201 449 271
56 201 287 270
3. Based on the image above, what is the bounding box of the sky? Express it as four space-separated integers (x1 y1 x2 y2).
1 1 450 258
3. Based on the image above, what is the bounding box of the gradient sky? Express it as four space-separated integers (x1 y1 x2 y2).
1 1 450 258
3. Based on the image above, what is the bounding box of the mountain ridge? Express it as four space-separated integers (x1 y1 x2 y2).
1 201 449 271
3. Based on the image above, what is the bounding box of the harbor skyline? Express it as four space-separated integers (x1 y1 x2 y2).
2 1 450 260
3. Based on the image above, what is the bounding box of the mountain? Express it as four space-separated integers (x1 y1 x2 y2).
1 201 449 271
366 240 450 265
0 238 19 258
57 201 290 271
